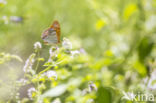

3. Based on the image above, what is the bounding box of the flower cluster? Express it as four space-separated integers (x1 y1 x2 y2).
34 42 42 52
23 53 36 73
88 81 97 92
62 38 72 50
147 69 156 90
27 87 36 100
17 78 28 86
10 38 96 103
48 47 58 62
44 70 57 80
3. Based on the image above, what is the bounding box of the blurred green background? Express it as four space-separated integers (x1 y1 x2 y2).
0 0 156 102
0 0 156 57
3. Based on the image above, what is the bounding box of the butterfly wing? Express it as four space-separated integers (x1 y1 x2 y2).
50 21 60 43
41 20 61 45
42 28 58 44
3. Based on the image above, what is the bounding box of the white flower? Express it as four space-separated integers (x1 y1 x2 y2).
87 99 94 103
23 53 36 73
34 41 42 50
17 78 27 85
45 70 57 80
79 48 86 54
49 47 58 57
88 81 97 92
145 15 156 30
147 69 156 90
82 88 89 95
71 50 80 57
0 0 7 4
51 98 61 103
2 16 8 24
48 47 58 62
62 38 72 49
27 87 36 100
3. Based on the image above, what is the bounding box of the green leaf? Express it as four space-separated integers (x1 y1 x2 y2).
133 61 146 76
41 84 67 98
138 37 154 62
95 86 112 103
123 4 137 20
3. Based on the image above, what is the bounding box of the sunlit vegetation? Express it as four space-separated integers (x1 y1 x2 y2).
0 0 156 103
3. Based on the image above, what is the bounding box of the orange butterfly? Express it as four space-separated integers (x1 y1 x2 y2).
41 20 61 45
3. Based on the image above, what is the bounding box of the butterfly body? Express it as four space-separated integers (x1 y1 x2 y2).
42 21 60 45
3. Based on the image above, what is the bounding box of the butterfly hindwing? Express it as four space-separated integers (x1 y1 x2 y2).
42 28 58 44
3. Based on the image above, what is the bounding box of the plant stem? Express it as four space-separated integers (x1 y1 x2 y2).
35 51 40 73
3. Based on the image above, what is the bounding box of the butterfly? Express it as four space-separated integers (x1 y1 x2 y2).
41 20 61 45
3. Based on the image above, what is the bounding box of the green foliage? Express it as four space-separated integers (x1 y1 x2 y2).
96 87 112 103
0 0 156 103
138 37 154 63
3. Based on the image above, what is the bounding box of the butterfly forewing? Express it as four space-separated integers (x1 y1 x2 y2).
51 21 60 43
